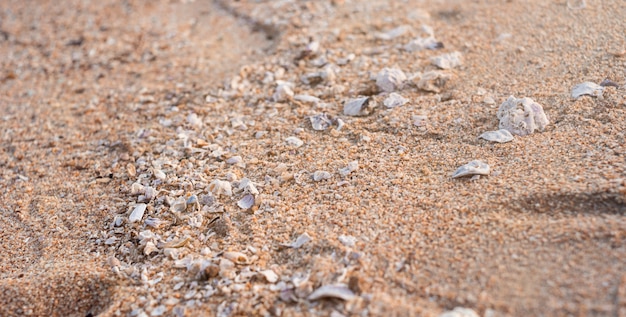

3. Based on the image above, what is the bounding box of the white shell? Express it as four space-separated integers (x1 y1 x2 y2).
343 97 374 116
273 83 294 102
283 233 311 248
209 179 233 197
339 161 359 177
238 178 259 195
294 94 321 104
310 114 332 131
129 203 147 223
153 168 166 181
285 136 304 148
431 51 463 69
452 160 490 179
383 93 408 108
223 251 249 264
143 241 159 256
226 156 243 165
170 198 187 213
571 82 604 99
130 182 145 195
258 270 279 283
497 96 549 136
478 129 514 143
404 37 442 52
187 113 203 129
308 284 356 301
416 71 452 93
237 194 255 210
374 25 410 40
376 68 407 92
439 307 480 317
338 235 357 248
312 170 332 182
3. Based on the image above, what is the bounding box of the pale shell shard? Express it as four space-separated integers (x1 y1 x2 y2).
223 251 249 265
374 25 411 40
237 194 255 210
294 94 321 104
416 71 452 93
129 203 147 223
153 168 166 181
258 270 279 283
339 161 359 177
438 307 480 317
283 232 312 248
130 182 145 195
338 235 357 248
478 129 514 143
273 83 294 102
209 179 233 197
431 51 463 69
383 93 408 108
404 37 443 52
571 82 604 99
187 113 203 129
285 136 304 148
226 156 243 165
308 284 356 301
452 160 490 179
312 170 332 182
143 241 159 256
238 178 259 195
497 96 549 136
343 97 374 117
310 114 333 131
170 198 187 213
376 68 407 92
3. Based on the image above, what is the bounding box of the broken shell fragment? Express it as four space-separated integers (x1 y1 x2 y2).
209 179 233 197
308 284 356 301
310 113 333 131
497 96 549 136
129 203 147 223
383 93 408 108
226 156 243 165
312 170 332 182
571 82 604 99
143 241 159 256
404 37 443 52
376 68 407 92
273 83 294 102
237 194 255 210
238 178 259 195
258 270 279 283
439 307 480 317
130 182 145 195
452 160 490 179
339 161 359 177
294 94 321 104
478 129 514 143
170 198 187 213
416 71 452 93
431 51 463 69
285 136 304 148
223 251 249 265
282 233 312 248
343 97 374 116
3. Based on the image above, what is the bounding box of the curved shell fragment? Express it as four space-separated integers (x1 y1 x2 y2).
129 203 147 223
383 93 408 108
310 113 333 131
478 129 514 143
431 51 463 69
571 82 604 99
237 194 255 210
308 284 356 301
343 97 375 117
452 160 490 179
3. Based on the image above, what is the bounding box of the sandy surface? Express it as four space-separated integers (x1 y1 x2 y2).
1 0 625 316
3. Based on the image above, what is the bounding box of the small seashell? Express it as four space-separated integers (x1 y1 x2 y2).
294 94 321 104
431 51 463 69
126 163 136 177
343 97 375 117
223 251 249 265
161 237 189 249
143 241 159 256
404 37 443 52
237 194 255 210
258 270 279 283
129 203 147 223
308 284 356 301
145 217 165 228
238 178 259 195
374 25 411 40
416 71 452 93
209 179 233 197
153 168 166 181
376 68 407 92
478 129 514 143
187 113 203 129
383 93 408 108
339 161 359 177
571 82 604 99
312 170 332 182
226 156 243 165
497 96 549 136
170 198 187 213
199 194 216 206
130 182 145 195
285 136 304 148
439 307 480 317
338 235 357 248
310 114 333 131
452 160 490 179
282 233 312 249
273 83 294 102
231 117 247 130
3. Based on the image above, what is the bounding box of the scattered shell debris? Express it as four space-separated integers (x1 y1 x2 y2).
383 93 409 108
339 161 359 177
571 81 604 99
273 82 294 102
376 68 407 92
497 96 549 136
431 51 463 69
343 97 375 117
308 284 356 301
479 129 514 143
452 160 490 179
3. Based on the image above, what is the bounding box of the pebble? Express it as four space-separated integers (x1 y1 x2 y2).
383 92 408 108
376 68 407 92
497 96 549 136
431 52 463 69
571 81 604 99
129 203 147 223
452 160 490 179
478 129 514 143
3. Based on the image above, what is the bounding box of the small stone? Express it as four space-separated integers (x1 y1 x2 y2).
129 204 147 223
452 160 490 179
376 68 407 92
478 129 514 143
431 51 463 69
383 93 408 108
285 136 304 148
571 82 604 99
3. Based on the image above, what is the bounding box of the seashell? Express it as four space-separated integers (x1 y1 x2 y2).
310 114 333 131
338 235 357 248
343 97 375 117
170 198 187 213
160 237 189 249
312 170 332 182
238 178 259 195
439 307 480 317
130 182 145 195
237 194 255 210
174 255 193 268
571 82 604 99
308 284 356 301
209 179 233 197
376 68 407 92
230 117 247 130
416 70 452 93
285 136 304 148
273 83 294 102
339 161 359 177
497 96 549 136
163 248 179 260
282 233 312 249
452 160 490 179
219 258 237 279
383 93 408 108
226 156 243 165
478 129 514 143
374 25 410 40
412 115 428 127
258 270 279 283
143 241 159 256
431 51 463 69
294 94 321 104
129 203 147 223
126 163 136 177
187 113 203 129
153 168 166 181
145 217 165 228
199 194 216 206
404 37 443 52
223 251 249 265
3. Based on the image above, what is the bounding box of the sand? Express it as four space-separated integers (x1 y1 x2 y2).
0 0 625 316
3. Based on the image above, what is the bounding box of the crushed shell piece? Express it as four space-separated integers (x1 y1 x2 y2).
431 51 463 69
129 203 147 223
130 182 145 195
310 114 333 131
478 129 514 143
294 94 321 104
238 178 259 195
339 161 359 177
273 83 294 102
258 270 279 283
452 160 490 179
312 170 332 182
226 156 243 165
374 25 410 40
416 71 452 93
383 93 408 108
223 251 249 264
344 97 374 116
376 68 407 92
170 198 187 213
439 307 480 317
237 194 255 210
338 235 357 248
285 136 304 148
404 37 443 52
497 96 549 136
187 113 202 129
209 179 233 197
160 237 189 249
143 241 159 256
308 284 356 301
283 233 312 248
571 82 604 99
153 168 166 181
